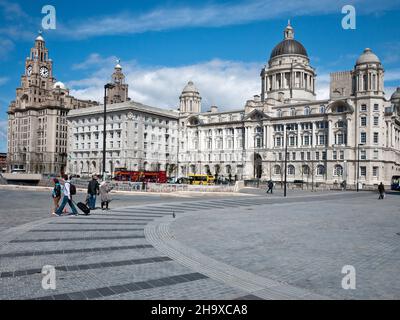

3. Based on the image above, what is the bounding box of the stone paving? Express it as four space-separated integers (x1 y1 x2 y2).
0 189 399 300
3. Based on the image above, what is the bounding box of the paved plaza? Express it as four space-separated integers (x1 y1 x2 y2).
0 188 399 300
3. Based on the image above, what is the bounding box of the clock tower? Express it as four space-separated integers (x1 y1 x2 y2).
7 32 98 175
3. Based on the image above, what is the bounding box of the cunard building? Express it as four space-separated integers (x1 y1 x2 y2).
63 22 400 186
7 33 98 174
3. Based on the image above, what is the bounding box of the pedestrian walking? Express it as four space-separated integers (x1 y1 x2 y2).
51 178 61 215
378 182 385 200
266 180 274 194
87 175 99 210
100 181 113 210
54 175 78 216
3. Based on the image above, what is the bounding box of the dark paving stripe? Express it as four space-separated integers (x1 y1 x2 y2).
118 208 185 213
33 273 208 300
69 217 154 221
11 235 145 243
0 256 172 278
0 244 153 258
93 213 163 218
49 222 147 225
234 294 264 300
115 210 179 215
29 228 144 232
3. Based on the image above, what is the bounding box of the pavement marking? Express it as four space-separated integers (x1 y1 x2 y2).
48 222 148 225
33 272 208 300
145 217 330 300
69 217 154 221
0 256 172 278
28 228 144 232
0 244 153 258
10 235 145 243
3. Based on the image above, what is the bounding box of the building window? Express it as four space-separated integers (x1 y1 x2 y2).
360 132 366 144
302 165 310 175
340 150 344 160
307 152 311 161
274 165 281 175
278 153 282 161
304 106 310 115
290 108 296 116
292 152 296 160
276 109 282 117
301 152 304 161
361 117 367 126
275 136 282 147
360 150 366 160
373 132 379 144
304 135 310 146
374 117 379 126
316 152 320 160
360 166 367 177
288 165 295 175
361 104 367 112
373 167 379 177
334 165 343 176
373 104 379 112
373 150 379 159
289 136 295 146
318 135 326 145
317 165 325 176
333 151 337 160
320 105 325 114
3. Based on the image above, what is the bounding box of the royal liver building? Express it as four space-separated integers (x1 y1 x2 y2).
67 22 400 187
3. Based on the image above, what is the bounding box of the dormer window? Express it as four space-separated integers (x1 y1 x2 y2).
304 106 310 116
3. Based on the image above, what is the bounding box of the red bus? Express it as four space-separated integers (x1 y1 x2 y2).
113 170 167 183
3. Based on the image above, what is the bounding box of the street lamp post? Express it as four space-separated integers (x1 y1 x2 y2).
103 83 115 181
356 143 364 192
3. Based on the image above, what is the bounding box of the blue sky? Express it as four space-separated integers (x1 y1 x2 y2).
0 0 400 152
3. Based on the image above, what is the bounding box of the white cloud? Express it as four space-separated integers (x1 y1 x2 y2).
0 76 8 85
0 119 7 140
68 57 261 111
57 0 400 39
68 55 337 110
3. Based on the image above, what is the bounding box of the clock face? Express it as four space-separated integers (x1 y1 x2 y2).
39 66 49 78
26 65 33 76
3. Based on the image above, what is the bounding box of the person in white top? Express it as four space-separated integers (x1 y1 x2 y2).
54 175 78 216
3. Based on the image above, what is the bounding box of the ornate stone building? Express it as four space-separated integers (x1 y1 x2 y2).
67 62 179 176
178 22 400 187
64 22 400 186
7 33 98 174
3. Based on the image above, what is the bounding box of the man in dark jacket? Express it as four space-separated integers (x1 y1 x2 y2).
266 180 274 194
87 175 100 209
378 182 385 200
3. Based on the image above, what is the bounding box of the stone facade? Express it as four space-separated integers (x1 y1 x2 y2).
6 33 98 175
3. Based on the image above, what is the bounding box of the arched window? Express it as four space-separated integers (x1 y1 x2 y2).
274 165 281 175
276 109 282 117
288 165 295 175
304 106 310 116
317 165 325 176
290 108 296 116
334 165 343 176
320 105 325 114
